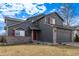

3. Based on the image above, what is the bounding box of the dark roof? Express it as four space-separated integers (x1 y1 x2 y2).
27 14 44 19
31 12 64 23
4 16 25 22
27 14 45 22
5 12 65 29
32 16 45 23
54 12 64 21
7 20 31 28
6 14 45 28
46 12 64 21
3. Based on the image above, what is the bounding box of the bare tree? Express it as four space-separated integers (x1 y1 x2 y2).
58 3 75 26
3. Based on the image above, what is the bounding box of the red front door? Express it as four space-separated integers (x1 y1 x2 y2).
32 31 39 40
33 31 37 40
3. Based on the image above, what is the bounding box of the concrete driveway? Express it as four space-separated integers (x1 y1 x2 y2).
62 42 79 47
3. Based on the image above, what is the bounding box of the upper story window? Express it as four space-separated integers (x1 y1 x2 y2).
52 18 55 24
45 16 55 24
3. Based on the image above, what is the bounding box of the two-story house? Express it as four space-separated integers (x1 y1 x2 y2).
4 12 73 44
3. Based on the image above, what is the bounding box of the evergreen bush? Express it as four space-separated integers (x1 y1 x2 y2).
74 34 79 42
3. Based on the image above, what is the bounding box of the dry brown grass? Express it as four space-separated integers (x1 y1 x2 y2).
0 44 79 56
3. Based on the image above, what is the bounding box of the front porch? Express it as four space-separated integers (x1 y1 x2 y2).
31 27 40 42
0 26 40 45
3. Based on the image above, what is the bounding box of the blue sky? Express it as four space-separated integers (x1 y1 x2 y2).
0 3 79 34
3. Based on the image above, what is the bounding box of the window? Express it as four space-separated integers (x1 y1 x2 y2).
15 30 25 36
45 17 51 24
45 17 55 24
52 18 55 24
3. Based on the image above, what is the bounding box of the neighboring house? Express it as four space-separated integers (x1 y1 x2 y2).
72 26 79 37
4 12 74 44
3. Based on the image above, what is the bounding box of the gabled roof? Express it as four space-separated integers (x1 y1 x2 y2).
4 16 26 27
4 16 25 22
5 12 64 29
27 14 45 22
30 12 64 23
5 14 45 28
27 14 44 20
46 12 64 21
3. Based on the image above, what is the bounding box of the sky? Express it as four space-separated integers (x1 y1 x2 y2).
0 3 79 34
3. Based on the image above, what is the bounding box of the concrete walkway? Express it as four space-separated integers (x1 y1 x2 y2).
62 42 79 47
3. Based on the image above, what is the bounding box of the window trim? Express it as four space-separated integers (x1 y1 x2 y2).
15 30 25 36
45 16 55 25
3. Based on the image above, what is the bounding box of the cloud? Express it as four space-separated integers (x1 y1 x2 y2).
23 3 46 15
60 6 65 9
0 30 6 35
0 3 25 19
50 9 56 13
36 4 46 13
9 3 24 10
0 3 46 19
70 16 79 26
0 14 4 22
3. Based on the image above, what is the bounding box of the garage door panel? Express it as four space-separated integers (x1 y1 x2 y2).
57 29 72 43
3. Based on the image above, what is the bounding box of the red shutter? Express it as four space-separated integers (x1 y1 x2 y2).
25 31 27 36
48 17 50 24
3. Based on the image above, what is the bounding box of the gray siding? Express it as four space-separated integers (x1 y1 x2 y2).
47 13 63 25
8 30 14 36
37 13 64 43
7 21 32 36
38 18 53 43
51 14 63 25
56 28 72 43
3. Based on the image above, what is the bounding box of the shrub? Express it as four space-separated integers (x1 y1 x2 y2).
74 34 79 42
0 36 6 43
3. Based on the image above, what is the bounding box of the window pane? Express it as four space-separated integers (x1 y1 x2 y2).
20 31 25 36
15 30 20 36
52 18 55 24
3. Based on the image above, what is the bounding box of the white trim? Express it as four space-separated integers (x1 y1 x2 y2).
72 31 74 42
53 28 57 44
52 18 55 24
50 17 56 24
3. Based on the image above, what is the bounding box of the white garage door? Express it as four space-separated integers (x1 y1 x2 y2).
56 28 72 43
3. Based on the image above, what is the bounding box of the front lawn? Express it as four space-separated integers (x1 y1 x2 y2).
0 44 79 56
